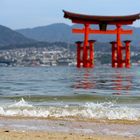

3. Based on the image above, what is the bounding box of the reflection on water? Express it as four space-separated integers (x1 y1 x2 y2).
112 72 132 95
72 69 96 89
0 66 140 103
71 67 136 96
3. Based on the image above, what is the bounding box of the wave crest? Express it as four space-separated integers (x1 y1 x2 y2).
0 99 140 121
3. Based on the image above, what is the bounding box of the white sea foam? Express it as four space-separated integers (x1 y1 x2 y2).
9 98 33 108
0 99 140 121
83 102 140 120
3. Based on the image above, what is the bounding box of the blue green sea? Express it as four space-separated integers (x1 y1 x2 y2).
0 66 140 121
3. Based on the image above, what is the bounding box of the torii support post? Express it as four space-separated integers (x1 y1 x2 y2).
76 41 83 68
116 24 123 68
110 41 117 68
88 40 96 68
75 40 96 68
124 40 131 68
83 24 90 68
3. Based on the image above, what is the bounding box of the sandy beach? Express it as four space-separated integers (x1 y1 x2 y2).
0 117 139 140
0 129 140 140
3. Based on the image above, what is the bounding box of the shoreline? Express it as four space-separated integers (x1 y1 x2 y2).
0 116 140 125
0 117 140 139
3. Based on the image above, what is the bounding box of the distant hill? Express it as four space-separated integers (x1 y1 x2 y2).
16 23 73 42
16 23 140 46
0 23 139 52
0 41 75 51
0 25 34 47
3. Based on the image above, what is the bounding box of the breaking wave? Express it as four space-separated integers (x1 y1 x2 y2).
0 99 140 121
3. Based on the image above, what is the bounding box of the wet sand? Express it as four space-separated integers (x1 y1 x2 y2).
0 117 140 140
0 130 140 140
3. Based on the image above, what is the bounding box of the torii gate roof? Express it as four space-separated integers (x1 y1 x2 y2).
63 10 140 25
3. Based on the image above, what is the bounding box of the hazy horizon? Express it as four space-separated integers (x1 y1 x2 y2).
0 0 140 29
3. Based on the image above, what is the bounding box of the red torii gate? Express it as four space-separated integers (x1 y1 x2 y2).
63 10 140 68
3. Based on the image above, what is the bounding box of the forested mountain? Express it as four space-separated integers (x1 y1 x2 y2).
0 25 34 46
17 23 140 46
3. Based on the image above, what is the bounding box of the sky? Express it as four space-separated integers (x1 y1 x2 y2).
0 0 140 29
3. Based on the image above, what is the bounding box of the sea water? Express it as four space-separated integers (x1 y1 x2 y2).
0 66 140 121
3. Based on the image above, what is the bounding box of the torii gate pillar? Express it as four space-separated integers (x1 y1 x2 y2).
110 39 131 68
76 39 96 68
124 40 131 68
116 24 123 68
